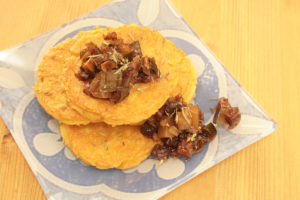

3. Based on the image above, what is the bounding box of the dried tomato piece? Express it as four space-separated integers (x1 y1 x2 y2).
212 97 241 129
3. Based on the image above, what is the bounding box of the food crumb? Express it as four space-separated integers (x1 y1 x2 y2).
157 159 164 169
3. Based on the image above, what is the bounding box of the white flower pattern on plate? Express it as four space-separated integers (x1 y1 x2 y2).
188 54 206 78
33 119 76 160
123 158 185 180
0 67 25 89
137 0 160 26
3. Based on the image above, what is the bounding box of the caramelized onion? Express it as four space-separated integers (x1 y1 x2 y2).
88 70 122 99
82 59 95 73
116 43 133 56
177 111 191 130
110 87 130 103
158 126 179 138
160 116 173 127
100 60 117 72
129 41 142 57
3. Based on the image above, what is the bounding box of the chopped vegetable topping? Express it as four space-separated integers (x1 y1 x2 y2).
212 97 241 129
140 96 216 160
76 32 161 103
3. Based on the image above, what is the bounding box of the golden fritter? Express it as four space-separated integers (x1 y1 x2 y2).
34 25 197 126
60 122 156 169
33 38 90 125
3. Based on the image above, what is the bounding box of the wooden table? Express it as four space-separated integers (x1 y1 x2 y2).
1 0 299 199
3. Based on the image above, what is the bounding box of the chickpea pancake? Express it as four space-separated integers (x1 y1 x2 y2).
33 38 90 125
64 25 194 126
34 24 197 126
60 122 156 169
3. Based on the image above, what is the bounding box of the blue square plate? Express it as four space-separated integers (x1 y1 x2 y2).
0 0 276 199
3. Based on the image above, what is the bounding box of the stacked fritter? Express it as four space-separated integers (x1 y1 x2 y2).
34 25 200 169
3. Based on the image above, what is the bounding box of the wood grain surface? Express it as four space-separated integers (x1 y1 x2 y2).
1 0 299 199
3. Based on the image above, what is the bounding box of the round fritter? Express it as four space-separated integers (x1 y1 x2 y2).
33 38 90 125
63 25 193 126
34 25 197 125
60 122 156 169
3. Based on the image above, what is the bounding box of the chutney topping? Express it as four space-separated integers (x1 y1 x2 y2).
76 32 161 103
140 96 240 161
140 96 217 160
